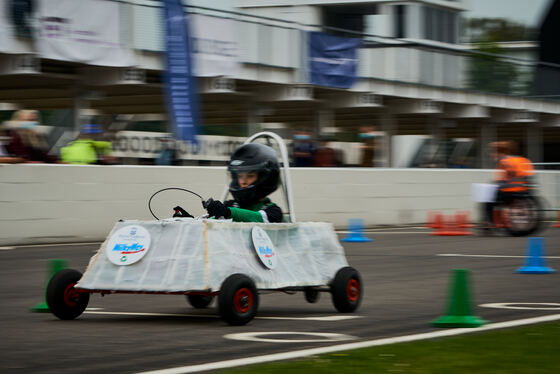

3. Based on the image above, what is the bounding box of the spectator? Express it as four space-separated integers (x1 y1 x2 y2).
155 137 179 165
3 109 54 163
358 126 376 167
314 136 337 167
0 132 25 163
292 130 315 167
60 124 117 164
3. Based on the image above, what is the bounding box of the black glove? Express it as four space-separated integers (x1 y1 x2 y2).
173 206 193 218
204 199 231 219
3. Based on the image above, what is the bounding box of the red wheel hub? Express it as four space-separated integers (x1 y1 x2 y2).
346 278 360 302
63 283 80 307
233 288 253 313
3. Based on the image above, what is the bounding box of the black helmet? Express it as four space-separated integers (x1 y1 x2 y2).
228 143 280 206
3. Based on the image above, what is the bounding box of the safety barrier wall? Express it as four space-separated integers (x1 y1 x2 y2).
1 164 558 245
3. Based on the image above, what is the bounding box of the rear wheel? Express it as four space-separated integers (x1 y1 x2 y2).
46 269 89 320
331 267 362 313
186 294 214 309
218 274 258 326
503 196 542 236
304 287 320 303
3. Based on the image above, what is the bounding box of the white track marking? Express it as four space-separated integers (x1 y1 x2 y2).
481 303 560 310
83 310 361 321
224 332 356 344
0 246 15 250
260 315 361 321
134 314 560 374
438 253 560 259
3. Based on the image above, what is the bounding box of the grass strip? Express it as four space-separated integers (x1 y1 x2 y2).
221 322 560 374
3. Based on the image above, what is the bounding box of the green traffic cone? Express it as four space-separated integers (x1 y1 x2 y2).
431 269 487 328
30 259 68 312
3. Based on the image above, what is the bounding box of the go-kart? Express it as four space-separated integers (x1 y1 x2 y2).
46 132 363 325
472 182 546 237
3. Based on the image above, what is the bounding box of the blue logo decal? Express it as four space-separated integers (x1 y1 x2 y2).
112 243 145 254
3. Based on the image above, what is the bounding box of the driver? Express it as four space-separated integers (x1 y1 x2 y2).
174 143 283 223
483 140 535 229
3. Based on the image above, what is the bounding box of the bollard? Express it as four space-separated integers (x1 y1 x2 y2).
30 259 68 312
516 237 556 274
341 218 372 243
431 269 487 328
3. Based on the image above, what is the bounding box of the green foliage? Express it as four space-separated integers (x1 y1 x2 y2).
467 43 529 95
467 18 536 43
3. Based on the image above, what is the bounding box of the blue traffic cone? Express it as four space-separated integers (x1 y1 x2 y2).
516 237 556 274
341 219 372 242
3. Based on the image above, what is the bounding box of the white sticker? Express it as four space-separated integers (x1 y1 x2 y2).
251 226 277 269
105 225 151 266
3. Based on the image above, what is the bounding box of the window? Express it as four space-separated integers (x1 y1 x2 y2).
423 6 457 44
394 5 406 38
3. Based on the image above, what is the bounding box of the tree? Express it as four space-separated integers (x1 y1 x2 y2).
466 43 526 95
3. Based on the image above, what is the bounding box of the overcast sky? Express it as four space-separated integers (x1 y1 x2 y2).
461 0 552 26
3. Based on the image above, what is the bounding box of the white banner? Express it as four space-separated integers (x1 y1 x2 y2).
0 2 17 53
111 131 361 165
35 0 132 67
112 131 246 161
191 14 239 77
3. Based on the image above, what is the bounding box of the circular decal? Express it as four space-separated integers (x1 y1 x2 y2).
251 226 277 269
105 225 151 266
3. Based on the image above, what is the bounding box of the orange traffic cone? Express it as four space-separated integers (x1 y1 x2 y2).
431 213 472 236
426 211 442 229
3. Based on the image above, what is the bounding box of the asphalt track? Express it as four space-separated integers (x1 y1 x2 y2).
1 227 559 374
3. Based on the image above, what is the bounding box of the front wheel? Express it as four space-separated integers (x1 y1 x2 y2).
218 274 259 326
331 267 362 313
46 269 89 320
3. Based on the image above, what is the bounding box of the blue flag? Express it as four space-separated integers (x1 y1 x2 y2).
162 0 199 143
308 31 360 89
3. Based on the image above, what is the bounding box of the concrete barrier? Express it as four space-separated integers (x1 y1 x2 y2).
1 164 558 245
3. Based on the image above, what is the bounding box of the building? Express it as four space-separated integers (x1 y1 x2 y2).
0 0 559 167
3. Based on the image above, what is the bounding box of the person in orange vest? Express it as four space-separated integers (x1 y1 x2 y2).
483 140 535 230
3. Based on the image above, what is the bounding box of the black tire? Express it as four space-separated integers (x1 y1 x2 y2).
304 287 320 303
331 267 362 313
186 294 214 309
503 196 542 237
218 274 258 326
46 269 89 320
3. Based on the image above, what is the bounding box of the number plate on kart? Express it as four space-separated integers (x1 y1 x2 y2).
105 225 152 266
251 226 277 269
